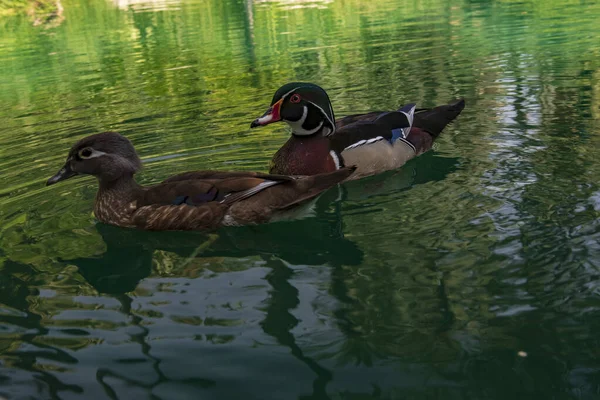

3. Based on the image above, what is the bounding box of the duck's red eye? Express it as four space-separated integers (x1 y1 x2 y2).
290 94 301 104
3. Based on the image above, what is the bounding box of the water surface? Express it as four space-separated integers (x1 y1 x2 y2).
1 0 600 398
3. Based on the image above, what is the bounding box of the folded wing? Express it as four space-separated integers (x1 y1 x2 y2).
130 168 355 230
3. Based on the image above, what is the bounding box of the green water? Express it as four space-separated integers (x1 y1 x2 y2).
1 0 600 398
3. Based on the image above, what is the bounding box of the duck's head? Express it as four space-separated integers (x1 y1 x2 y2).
250 82 336 136
46 132 142 186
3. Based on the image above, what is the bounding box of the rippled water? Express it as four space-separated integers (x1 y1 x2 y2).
1 0 600 398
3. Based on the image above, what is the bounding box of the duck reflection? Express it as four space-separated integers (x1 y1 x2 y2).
61 203 360 396
58 154 459 398
69 207 363 294
338 152 460 202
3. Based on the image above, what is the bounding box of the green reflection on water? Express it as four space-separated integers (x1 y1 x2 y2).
1 0 600 398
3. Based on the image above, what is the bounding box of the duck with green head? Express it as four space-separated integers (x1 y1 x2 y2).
251 82 465 180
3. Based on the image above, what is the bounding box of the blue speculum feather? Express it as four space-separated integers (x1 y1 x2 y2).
190 189 218 204
173 195 188 205
390 128 406 143
172 188 219 206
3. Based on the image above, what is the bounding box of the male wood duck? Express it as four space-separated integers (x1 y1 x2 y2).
46 132 355 231
250 82 465 180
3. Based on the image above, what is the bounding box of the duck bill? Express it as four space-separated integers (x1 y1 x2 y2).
46 162 77 186
250 98 283 128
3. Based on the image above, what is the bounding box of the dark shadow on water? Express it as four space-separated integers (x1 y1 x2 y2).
338 152 460 202
69 210 363 294
261 257 334 400
0 259 85 398
57 207 359 398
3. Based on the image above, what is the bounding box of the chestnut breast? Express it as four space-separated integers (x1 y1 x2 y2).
270 135 338 175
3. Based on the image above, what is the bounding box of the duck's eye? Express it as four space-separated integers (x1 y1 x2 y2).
290 94 301 104
79 148 93 159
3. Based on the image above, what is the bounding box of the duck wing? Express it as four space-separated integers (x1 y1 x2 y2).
131 176 288 230
336 111 387 129
161 170 296 184
222 167 356 225
139 176 288 207
336 99 465 138
130 168 355 231
329 105 416 155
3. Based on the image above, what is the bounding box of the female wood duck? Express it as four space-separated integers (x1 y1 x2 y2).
250 82 465 180
46 132 355 231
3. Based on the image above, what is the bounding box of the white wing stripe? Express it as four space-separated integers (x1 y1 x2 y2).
343 136 385 150
220 180 281 205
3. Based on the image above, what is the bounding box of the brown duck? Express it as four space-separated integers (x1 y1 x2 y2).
46 132 355 231
250 82 465 180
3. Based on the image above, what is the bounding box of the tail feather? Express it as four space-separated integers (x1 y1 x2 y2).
413 99 465 138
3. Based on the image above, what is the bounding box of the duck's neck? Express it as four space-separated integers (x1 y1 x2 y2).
94 174 142 227
290 125 333 138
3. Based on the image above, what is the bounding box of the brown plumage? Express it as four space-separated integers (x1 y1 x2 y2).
46 132 355 231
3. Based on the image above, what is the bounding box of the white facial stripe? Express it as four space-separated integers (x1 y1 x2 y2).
299 105 308 126
288 106 308 135
290 121 323 136
328 102 334 124
302 120 323 135
280 87 302 102
80 148 107 159
306 100 335 134
90 149 107 158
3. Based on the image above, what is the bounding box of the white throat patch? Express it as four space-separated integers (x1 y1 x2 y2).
286 105 325 136
286 105 308 134
286 103 330 136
